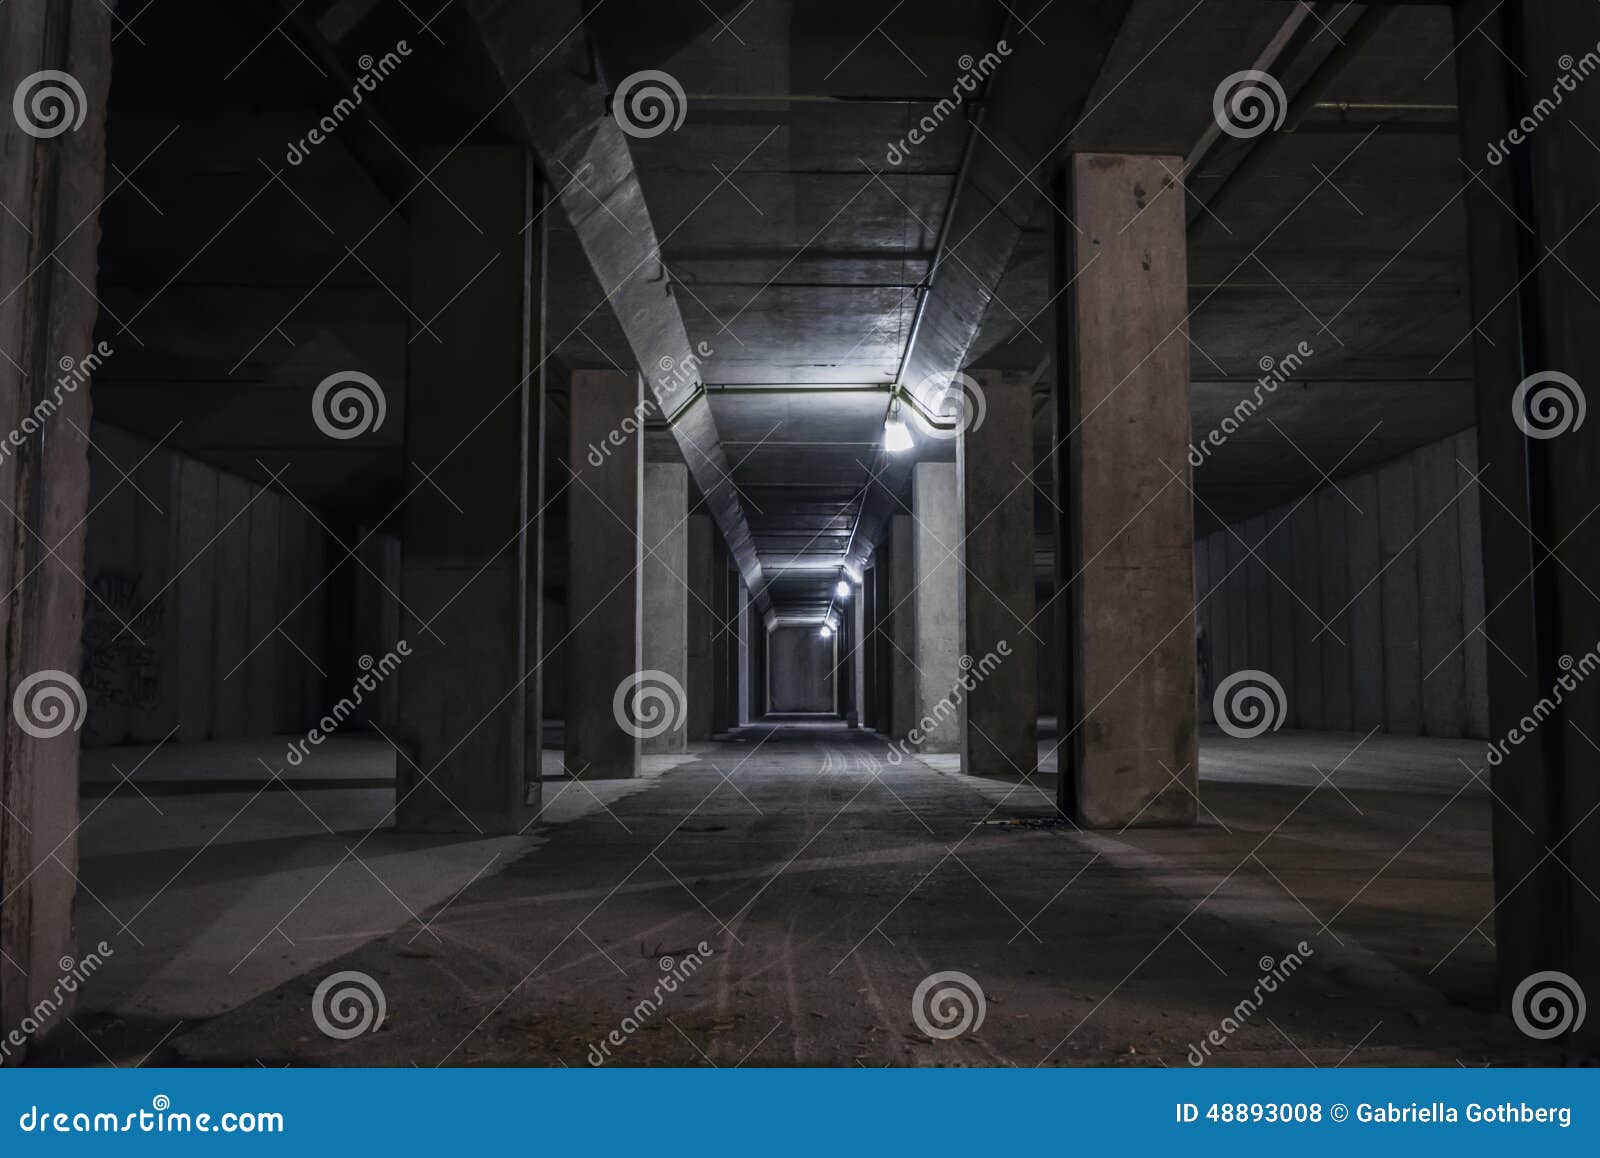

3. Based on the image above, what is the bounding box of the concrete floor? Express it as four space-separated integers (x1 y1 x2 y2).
45 722 1552 1067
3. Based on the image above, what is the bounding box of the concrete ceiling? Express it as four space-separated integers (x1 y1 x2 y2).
86 0 1480 621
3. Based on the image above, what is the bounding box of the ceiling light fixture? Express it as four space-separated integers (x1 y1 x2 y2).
835 578 851 599
819 623 834 638
883 399 913 453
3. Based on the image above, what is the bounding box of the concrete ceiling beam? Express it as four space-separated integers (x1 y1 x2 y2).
459 0 770 612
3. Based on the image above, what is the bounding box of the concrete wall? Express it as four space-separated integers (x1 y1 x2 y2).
769 626 834 713
1197 430 1489 739
79 423 387 747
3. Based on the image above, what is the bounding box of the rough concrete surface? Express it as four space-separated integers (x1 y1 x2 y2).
43 724 1555 1068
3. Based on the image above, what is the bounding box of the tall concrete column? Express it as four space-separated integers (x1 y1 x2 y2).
872 556 893 732
712 543 736 734
959 370 1037 777
887 513 917 739
738 581 751 725
861 564 879 730
1052 154 1197 826
397 147 539 832
751 615 769 719
642 462 689 753
566 370 643 779
0 0 113 1057
912 462 962 752
686 514 714 741
1456 0 1600 1038
838 594 857 725
852 576 867 726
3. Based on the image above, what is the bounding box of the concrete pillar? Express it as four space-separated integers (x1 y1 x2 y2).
396 147 538 833
712 547 736 734
911 462 962 752
887 513 917 739
1052 154 1197 827
750 615 769 719
839 592 858 725
737 581 751 725
959 370 1038 777
852 575 866 726
1455 0 1600 1039
0 0 113 1059
861 564 879 730
640 463 689 753
566 371 643 779
872 557 893 732
686 514 714 741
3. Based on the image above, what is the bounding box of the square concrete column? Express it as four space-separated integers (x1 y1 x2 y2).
710 545 734 734
861 563 879 730
716 553 732 732
912 462 962 752
872 556 893 731
642 462 689 753
1053 154 1197 826
1455 0 1600 1037
566 370 643 779
0 0 113 1053
751 614 769 718
686 514 714 741
397 147 539 833
837 592 857 724
738 581 751 724
851 576 866 725
959 370 1038 777
887 513 917 739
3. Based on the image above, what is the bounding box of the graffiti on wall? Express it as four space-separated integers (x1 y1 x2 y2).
81 568 164 715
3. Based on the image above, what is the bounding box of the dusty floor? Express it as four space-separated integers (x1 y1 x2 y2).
43 721 1556 1067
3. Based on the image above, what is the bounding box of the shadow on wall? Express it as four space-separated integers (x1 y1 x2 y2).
1197 429 1489 739
79 423 399 747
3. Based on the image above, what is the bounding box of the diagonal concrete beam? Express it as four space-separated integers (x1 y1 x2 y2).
459 0 767 612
